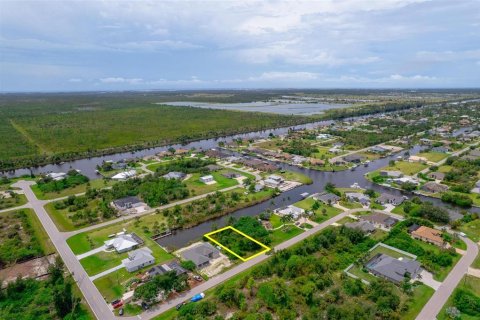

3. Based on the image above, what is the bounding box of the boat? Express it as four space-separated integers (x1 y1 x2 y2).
300 192 309 198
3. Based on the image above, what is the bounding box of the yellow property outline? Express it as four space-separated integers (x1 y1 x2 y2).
204 226 271 262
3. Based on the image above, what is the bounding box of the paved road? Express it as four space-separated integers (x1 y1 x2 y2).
415 237 479 320
122 208 366 320
12 180 115 320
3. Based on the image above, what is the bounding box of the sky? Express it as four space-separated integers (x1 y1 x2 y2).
1 0 479 92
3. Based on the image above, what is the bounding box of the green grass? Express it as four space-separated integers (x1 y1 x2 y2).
437 275 480 320
347 264 378 283
0 101 310 170
278 170 313 184
472 254 480 269
80 251 128 276
459 219 480 242
31 179 114 200
294 197 343 223
269 226 304 246
438 165 453 173
339 200 363 209
45 198 103 231
0 193 27 210
93 268 132 302
417 152 448 163
378 161 428 176
269 214 283 228
369 243 414 259
184 170 242 195
402 285 435 320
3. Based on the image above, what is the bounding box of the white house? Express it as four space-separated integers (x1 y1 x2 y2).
46 172 67 181
200 175 215 184
111 170 137 180
104 234 140 253
275 205 305 220
264 174 285 188
122 248 155 272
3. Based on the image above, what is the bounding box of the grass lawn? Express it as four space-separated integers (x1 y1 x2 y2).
472 254 480 269
0 193 27 210
184 169 247 195
254 139 281 151
379 161 428 176
437 275 480 320
80 251 128 276
402 285 435 320
347 264 378 283
269 226 304 246
459 219 480 242
438 165 453 173
31 178 114 200
93 268 132 302
339 200 363 209
269 214 283 228
417 152 448 163
369 243 415 259
370 229 388 241
25 208 56 255
294 197 343 223
278 170 313 184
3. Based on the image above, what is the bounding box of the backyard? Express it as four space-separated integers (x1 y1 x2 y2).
294 197 343 223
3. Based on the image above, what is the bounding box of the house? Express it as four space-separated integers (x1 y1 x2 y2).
264 174 285 188
407 224 421 234
46 172 67 181
309 158 325 166
421 181 449 194
180 242 220 268
345 220 376 234
431 146 450 153
174 149 190 155
408 155 428 163
343 154 365 163
370 146 388 154
162 171 186 180
222 171 241 179
365 253 421 284
292 155 307 165
200 175 215 184
254 184 265 192
419 138 433 146
275 205 305 220
380 170 403 178
104 233 143 253
205 164 222 172
146 261 187 278
111 170 136 180
411 226 445 247
345 192 370 206
393 177 419 186
427 172 445 181
333 142 344 148
316 133 333 140
376 193 404 206
313 192 341 205
205 149 229 159
360 212 398 230
111 196 146 211
329 147 343 154
123 248 155 272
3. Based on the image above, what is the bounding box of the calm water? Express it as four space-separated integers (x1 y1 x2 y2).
162 101 351 115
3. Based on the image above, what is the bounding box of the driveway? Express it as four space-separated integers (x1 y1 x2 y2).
76 245 107 260
90 264 124 281
419 269 441 290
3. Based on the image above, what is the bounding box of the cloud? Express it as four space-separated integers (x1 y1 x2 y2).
248 71 320 82
99 77 143 84
68 78 83 83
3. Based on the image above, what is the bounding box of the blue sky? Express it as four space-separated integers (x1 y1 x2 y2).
1 0 479 92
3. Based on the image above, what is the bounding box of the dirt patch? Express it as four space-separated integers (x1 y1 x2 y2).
0 254 57 286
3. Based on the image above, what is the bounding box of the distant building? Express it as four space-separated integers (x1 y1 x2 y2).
162 172 186 180
111 170 136 180
345 220 376 234
376 193 404 206
180 242 220 268
379 170 403 178
369 146 388 154
345 192 370 206
205 164 222 172
111 196 146 212
365 253 421 284
46 172 67 181
421 181 449 194
343 154 365 163
222 171 242 179
264 174 285 188
146 261 187 278
427 172 445 181
411 226 445 247
123 248 155 272
313 192 341 205
200 175 215 184
275 205 305 220
360 212 398 230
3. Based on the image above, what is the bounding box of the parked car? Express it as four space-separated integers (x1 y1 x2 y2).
118 308 124 316
176 302 186 310
193 275 202 282
141 301 149 310
191 293 205 302
111 300 123 309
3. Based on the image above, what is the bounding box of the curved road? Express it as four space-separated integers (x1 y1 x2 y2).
416 237 479 320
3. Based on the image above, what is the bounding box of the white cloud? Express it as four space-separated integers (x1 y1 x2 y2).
68 78 83 83
248 71 320 82
99 77 143 84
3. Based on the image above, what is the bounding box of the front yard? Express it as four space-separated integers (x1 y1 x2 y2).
294 197 343 223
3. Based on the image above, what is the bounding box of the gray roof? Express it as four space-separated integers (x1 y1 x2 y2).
314 192 341 203
112 196 143 208
376 193 404 205
361 212 398 227
162 172 186 180
147 261 187 277
181 243 219 266
345 220 376 233
123 248 154 270
344 154 365 162
421 181 449 193
366 253 421 283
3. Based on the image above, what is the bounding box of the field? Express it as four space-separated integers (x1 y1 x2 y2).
416 152 449 163
31 178 114 200
0 208 55 267
0 193 27 210
459 218 480 242
294 197 343 222
0 96 312 170
378 161 428 176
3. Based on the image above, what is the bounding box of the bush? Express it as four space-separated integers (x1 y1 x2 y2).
453 288 480 316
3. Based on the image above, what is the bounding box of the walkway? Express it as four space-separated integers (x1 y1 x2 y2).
76 245 107 260
89 264 124 281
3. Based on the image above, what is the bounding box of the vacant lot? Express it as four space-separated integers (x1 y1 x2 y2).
379 161 428 176
416 152 448 163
